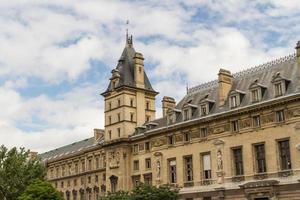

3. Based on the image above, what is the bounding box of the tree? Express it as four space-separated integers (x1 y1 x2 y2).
18 180 63 200
0 145 45 200
101 184 179 200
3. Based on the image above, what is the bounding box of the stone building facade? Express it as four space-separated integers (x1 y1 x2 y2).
40 37 300 200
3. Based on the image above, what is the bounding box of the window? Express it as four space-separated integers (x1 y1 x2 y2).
56 167 59 177
62 166 65 176
145 158 151 170
253 115 261 127
117 99 121 107
168 135 174 145
75 163 78 173
146 101 150 110
108 130 112 140
145 142 150 151
74 179 77 186
130 98 134 107
184 156 193 182
144 174 152 186
275 82 283 96
117 113 121 122
81 161 85 172
61 181 64 188
251 89 259 102
202 154 211 179
184 132 190 142
108 102 112 110
132 176 140 187
231 120 239 132
95 175 98 183
112 81 116 89
133 144 139 154
183 109 189 120
117 128 121 138
201 105 207 116
254 144 266 173
81 177 84 185
169 159 177 183
200 128 208 138
133 160 139 171
96 157 99 169
130 113 134 122
108 116 112 125
68 164 72 175
276 110 285 122
232 148 243 176
278 140 291 170
231 96 237 108
88 159 92 170
88 176 91 183
67 180 70 187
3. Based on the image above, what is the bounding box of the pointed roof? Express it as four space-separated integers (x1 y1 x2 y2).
101 36 157 96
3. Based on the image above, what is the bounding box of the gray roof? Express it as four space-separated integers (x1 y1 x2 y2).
39 137 104 162
134 53 298 135
102 37 157 95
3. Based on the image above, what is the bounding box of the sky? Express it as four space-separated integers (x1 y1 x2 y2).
0 0 300 153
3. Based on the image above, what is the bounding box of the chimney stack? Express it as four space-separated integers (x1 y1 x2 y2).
134 52 145 88
162 96 176 117
218 69 233 107
94 129 104 141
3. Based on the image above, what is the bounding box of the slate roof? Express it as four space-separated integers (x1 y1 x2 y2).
134 53 299 135
102 37 157 95
39 137 104 162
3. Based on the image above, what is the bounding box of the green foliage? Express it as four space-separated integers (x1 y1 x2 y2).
101 184 179 200
0 145 46 200
18 180 63 200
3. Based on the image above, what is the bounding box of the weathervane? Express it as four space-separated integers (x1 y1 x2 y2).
125 20 132 46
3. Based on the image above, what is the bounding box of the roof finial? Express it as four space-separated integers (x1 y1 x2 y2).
125 20 133 46
186 83 189 94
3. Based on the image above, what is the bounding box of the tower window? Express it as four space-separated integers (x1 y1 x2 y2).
108 116 112 125
117 128 121 137
108 130 112 140
130 98 134 107
108 102 112 110
117 99 121 107
117 113 121 122
146 101 150 110
146 115 150 122
130 113 134 122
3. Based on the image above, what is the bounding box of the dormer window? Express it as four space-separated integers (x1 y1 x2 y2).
271 72 290 97
183 109 189 121
199 97 215 116
201 105 207 116
274 82 283 96
229 90 245 108
231 95 237 108
182 102 197 120
167 108 181 124
249 79 266 103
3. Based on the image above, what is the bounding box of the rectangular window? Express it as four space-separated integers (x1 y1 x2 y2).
200 128 208 138
184 156 193 182
117 128 121 138
96 157 99 169
88 159 92 171
184 110 189 120
184 132 190 142
108 130 112 139
168 135 174 145
202 153 211 179
75 163 78 173
146 115 150 122
169 159 177 183
232 147 243 176
130 99 134 107
132 176 140 187
146 101 150 110
68 164 72 175
130 113 134 122
74 179 77 186
62 166 65 176
252 89 259 102
95 175 98 183
253 115 261 127
254 144 267 173
88 176 91 183
231 120 239 132
276 110 285 122
201 105 207 116
133 160 139 171
108 116 112 125
144 174 152 186
81 161 85 172
145 142 150 151
278 140 291 170
117 99 121 107
61 181 64 188
231 96 237 108
133 144 139 154
108 102 112 110
117 113 121 122
145 158 151 170
275 82 283 96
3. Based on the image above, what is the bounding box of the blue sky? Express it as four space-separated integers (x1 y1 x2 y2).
0 0 299 152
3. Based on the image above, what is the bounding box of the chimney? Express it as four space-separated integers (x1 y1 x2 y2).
29 151 38 160
94 129 104 141
134 52 145 88
218 69 233 107
162 96 176 117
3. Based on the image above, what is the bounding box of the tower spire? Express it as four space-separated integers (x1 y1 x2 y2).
125 20 132 46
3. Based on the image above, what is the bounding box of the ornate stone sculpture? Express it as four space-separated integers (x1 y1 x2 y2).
108 150 120 169
217 150 223 171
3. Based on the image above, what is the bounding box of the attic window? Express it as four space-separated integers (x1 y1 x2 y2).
229 90 245 108
251 89 259 102
274 82 283 96
271 72 290 97
249 80 266 103
201 104 207 116
231 96 237 108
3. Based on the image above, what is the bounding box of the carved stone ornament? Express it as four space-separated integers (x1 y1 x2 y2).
213 139 225 146
240 180 279 200
154 152 162 183
108 150 120 169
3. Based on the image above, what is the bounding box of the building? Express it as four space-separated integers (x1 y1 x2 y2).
40 36 300 200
